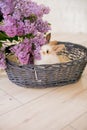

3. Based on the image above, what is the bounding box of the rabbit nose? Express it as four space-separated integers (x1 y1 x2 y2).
40 50 45 55
42 51 45 55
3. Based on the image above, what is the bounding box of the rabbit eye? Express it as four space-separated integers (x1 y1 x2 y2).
47 50 49 53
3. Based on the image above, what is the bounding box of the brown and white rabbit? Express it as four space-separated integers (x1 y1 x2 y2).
34 33 65 65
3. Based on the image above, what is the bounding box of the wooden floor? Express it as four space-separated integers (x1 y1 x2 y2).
0 33 87 130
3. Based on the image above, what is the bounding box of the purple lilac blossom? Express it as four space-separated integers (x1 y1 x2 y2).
0 0 15 15
0 0 51 67
13 0 50 18
17 21 24 36
10 38 32 64
1 15 17 37
0 0 50 37
30 33 47 59
24 20 36 35
36 19 51 33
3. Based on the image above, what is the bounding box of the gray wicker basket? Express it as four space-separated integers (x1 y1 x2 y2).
6 42 87 88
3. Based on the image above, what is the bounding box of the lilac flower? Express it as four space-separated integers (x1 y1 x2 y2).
36 19 51 33
41 4 50 14
24 20 36 35
13 10 21 20
5 25 17 37
34 45 41 60
0 0 50 37
10 38 32 64
12 0 50 19
2 15 17 37
17 52 30 65
30 33 47 59
17 21 24 36
0 0 51 68
0 0 15 15
31 33 46 46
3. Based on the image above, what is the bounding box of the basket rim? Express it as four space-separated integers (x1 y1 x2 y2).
6 41 87 69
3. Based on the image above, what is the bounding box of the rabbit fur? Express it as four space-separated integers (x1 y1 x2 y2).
34 34 65 65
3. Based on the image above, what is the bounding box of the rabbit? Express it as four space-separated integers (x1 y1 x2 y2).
34 33 65 65
34 43 65 65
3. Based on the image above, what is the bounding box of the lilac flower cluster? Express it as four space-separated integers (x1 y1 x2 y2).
10 38 32 64
0 0 51 68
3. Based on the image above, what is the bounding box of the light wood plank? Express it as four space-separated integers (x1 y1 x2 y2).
0 89 6 96
71 112 87 130
0 76 57 104
4 87 57 104
62 125 75 130
0 83 87 130
0 94 21 116
0 77 16 91
67 89 87 110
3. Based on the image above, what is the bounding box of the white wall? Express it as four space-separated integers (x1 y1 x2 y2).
34 0 87 33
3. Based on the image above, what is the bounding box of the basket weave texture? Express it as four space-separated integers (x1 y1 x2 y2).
6 42 87 88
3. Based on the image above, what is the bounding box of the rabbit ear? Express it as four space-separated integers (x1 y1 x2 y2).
46 33 51 43
52 44 65 53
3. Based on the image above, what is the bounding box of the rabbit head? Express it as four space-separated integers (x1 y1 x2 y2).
34 33 65 65
41 33 65 55
40 43 65 57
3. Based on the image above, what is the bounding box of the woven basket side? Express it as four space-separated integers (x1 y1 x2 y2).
6 42 87 88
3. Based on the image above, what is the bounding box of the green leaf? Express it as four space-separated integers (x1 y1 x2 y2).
0 12 3 22
0 31 9 40
8 36 19 42
24 14 37 23
25 33 34 39
0 42 2 48
0 31 19 42
48 23 51 25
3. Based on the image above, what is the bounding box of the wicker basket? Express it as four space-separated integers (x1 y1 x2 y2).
5 42 87 88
